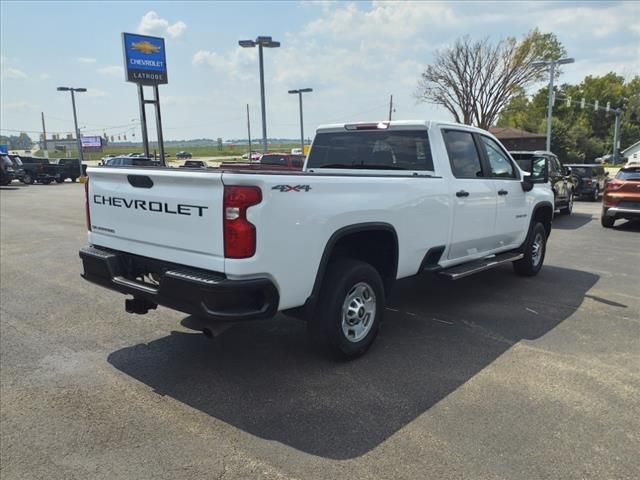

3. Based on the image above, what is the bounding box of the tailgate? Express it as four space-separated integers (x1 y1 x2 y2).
87 167 225 272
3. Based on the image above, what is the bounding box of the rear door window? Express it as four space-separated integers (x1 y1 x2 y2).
443 130 484 178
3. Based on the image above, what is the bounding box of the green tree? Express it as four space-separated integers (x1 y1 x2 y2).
498 73 640 162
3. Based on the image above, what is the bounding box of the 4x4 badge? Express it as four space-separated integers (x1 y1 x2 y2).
272 185 311 192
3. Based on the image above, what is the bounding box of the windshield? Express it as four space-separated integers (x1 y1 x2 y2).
616 168 640 180
568 166 592 177
260 154 288 166
1 156 12 168
307 130 434 171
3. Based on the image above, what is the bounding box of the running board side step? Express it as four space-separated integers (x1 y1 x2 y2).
439 252 524 280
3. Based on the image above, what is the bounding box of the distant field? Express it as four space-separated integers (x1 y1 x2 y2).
39 144 301 161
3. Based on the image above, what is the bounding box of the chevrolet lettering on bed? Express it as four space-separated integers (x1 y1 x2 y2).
80 120 555 359
93 195 207 216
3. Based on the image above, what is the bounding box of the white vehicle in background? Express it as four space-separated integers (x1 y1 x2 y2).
80 120 554 358
291 148 303 155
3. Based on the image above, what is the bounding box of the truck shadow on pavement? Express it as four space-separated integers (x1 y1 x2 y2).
108 265 598 460
551 212 594 230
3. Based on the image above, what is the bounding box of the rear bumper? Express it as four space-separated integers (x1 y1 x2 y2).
79 246 279 321
603 206 640 220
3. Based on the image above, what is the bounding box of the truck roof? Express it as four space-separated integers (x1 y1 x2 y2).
315 120 492 134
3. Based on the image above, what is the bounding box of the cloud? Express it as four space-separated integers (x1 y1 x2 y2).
3 101 37 111
2 67 27 80
167 20 187 39
303 1 458 41
40 73 50 80
77 57 97 63
137 11 187 39
192 47 256 79
97 65 124 77
84 89 107 98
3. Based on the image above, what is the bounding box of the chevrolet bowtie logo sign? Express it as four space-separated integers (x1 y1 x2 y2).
122 33 168 85
131 41 161 55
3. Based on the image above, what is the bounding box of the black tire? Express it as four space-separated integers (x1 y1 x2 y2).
591 186 599 202
513 222 547 277
69 177 77 183
41 179 52 185
23 173 34 184
309 258 385 359
55 177 64 184
559 191 573 215
601 210 615 228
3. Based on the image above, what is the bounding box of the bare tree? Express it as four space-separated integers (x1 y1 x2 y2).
415 30 565 129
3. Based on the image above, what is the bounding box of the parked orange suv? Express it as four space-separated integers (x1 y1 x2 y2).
601 165 640 227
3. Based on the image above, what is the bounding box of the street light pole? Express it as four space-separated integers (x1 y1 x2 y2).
57 86 87 181
288 88 313 154
531 57 575 153
239 36 280 154
544 62 555 152
258 43 267 154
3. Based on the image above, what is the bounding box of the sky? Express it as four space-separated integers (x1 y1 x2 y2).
1 1 639 142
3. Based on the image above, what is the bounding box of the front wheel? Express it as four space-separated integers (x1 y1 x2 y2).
41 179 52 185
309 258 384 359
559 192 573 215
513 222 547 276
55 177 64 184
22 173 34 184
591 186 599 202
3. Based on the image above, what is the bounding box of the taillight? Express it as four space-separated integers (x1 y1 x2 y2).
605 180 625 191
84 178 91 231
223 186 261 258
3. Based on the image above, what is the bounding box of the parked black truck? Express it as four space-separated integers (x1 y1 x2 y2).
55 158 87 183
1 154 17 185
13 156 61 184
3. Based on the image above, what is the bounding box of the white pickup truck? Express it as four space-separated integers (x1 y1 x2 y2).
80 120 554 358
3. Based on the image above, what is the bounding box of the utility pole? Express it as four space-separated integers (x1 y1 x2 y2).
246 104 252 160
388 94 393 121
531 57 575 152
613 108 622 163
41 112 48 158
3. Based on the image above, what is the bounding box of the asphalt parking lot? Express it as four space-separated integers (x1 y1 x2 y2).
1 182 639 480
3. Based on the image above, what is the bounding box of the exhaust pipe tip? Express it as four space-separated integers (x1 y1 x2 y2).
201 327 214 339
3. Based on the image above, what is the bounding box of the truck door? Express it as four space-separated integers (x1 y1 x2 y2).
549 155 567 204
478 135 528 249
442 129 498 261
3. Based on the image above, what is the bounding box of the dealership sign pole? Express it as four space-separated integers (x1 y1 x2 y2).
122 33 168 165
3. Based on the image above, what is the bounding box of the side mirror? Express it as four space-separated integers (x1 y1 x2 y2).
564 166 572 176
516 157 548 191
605 171 609 177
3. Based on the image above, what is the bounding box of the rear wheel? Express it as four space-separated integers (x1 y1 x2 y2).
23 173 34 184
559 192 573 215
55 177 64 183
591 186 599 202
601 209 615 228
69 177 77 183
309 258 384 359
41 179 52 185
513 222 547 276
